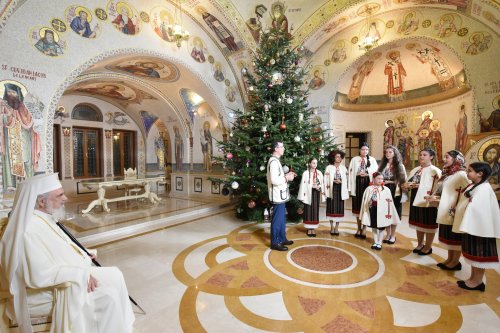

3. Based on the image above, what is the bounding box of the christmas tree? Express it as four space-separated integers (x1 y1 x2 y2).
214 26 337 222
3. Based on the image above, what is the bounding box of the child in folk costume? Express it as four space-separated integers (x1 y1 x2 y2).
298 157 326 237
452 162 500 291
378 145 407 244
360 172 401 250
427 150 470 271
348 142 378 239
402 148 442 255
324 150 349 236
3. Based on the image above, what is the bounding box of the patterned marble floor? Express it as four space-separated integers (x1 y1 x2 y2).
93 204 500 333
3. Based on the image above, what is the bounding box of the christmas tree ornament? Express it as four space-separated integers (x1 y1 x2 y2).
248 200 256 208
269 58 275 65
286 97 293 104
226 152 233 159
268 84 273 88
245 146 251 151
249 86 254 91
282 165 289 174
294 135 301 142
279 115 286 131
278 98 282 102
264 104 270 111
232 171 236 175
261 126 267 132
241 67 247 74
298 113 304 122
260 165 265 171
229 132 233 137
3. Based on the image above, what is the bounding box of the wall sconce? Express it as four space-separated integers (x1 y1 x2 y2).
113 132 120 141
62 127 71 137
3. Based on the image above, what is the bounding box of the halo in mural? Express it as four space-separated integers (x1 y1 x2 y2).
107 0 141 35
434 13 461 38
107 57 180 82
421 110 433 121
308 65 327 90
329 40 348 64
150 6 175 42
0 80 28 99
29 26 66 57
65 5 101 39
463 31 492 55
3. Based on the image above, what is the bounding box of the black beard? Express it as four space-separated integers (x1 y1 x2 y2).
5 95 20 109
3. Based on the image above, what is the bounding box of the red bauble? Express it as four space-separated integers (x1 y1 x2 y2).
248 200 256 209
279 123 287 131
226 152 233 159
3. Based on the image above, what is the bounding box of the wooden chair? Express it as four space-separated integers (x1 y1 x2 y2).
0 218 70 332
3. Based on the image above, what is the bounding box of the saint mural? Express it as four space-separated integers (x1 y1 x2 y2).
67 6 100 38
174 126 184 171
0 82 41 192
190 37 206 63
397 11 419 35
308 69 325 90
455 104 468 151
480 141 500 186
109 1 139 35
348 58 375 103
213 62 225 82
480 96 500 132
196 6 238 52
383 119 395 147
151 8 175 42
435 14 459 38
410 43 456 90
75 84 131 101
271 1 288 32
200 122 213 172
384 50 407 102
33 28 64 57
465 32 492 55
428 120 443 166
330 40 347 63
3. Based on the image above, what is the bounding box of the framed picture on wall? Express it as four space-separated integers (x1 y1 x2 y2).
194 177 202 192
211 181 220 194
176 177 183 191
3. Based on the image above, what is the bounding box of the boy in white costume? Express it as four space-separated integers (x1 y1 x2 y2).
360 172 401 250
0 174 135 333
452 162 500 291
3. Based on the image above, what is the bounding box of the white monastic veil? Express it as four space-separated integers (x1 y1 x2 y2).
0 173 62 333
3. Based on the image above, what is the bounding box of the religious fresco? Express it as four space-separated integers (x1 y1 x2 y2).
307 65 327 90
65 5 101 39
270 1 288 33
190 37 207 63
406 42 456 91
397 10 421 35
139 110 159 136
200 121 213 172
479 95 500 132
434 13 462 38
106 57 180 82
105 111 130 126
195 5 240 54
463 31 492 55
328 39 349 65
346 51 381 103
0 80 42 193
71 82 136 101
30 27 66 57
150 6 175 42
455 103 468 151
224 81 236 103
464 134 500 188
173 125 183 170
212 62 225 82
107 0 141 35
245 4 267 43
384 50 407 102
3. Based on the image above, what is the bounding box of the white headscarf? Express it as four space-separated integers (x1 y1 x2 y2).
0 173 62 333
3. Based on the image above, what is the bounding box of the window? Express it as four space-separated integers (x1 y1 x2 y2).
73 127 102 178
113 130 136 176
345 133 367 167
71 104 102 122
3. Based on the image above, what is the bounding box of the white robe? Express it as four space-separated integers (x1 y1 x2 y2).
407 165 442 207
298 169 326 205
436 171 470 226
324 164 349 200
452 183 500 238
24 210 134 333
360 185 401 228
348 156 378 196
